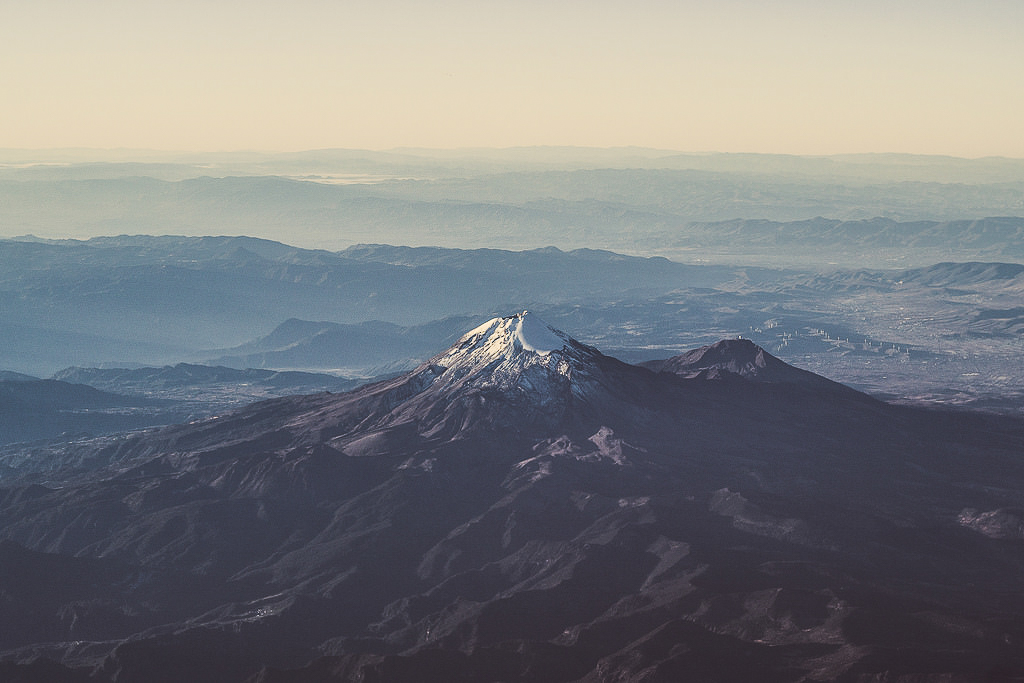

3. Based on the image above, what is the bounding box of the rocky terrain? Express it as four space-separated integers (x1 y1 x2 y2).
1 313 1023 681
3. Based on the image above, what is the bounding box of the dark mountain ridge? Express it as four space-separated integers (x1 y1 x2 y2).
53 363 360 395
0 370 39 382
897 260 1024 287
0 366 363 448
1 313 1023 682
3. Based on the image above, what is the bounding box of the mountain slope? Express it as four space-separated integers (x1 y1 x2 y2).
1 314 1023 682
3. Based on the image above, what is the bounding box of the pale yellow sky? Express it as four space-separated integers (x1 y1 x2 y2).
2 0 1022 156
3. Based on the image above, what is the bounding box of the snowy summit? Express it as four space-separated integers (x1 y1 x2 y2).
422 311 593 396
434 311 573 366
474 311 567 355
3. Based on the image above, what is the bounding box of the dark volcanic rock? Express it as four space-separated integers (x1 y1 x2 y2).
642 338 851 391
1 313 1024 682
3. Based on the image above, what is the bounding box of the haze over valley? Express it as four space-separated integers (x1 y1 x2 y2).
3 149 1023 265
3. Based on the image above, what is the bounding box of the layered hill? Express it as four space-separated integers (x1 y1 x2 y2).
1 313 1023 682
0 367 363 448
52 364 362 403
0 379 178 445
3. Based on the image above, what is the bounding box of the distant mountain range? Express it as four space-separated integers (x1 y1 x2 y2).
1 235 1022 412
2 150 1022 257
4 148 1023 183
1 313 1023 681
0 237 724 374
680 217 1024 264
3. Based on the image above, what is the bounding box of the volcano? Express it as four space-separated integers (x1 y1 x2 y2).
1 312 1023 682
641 337 846 387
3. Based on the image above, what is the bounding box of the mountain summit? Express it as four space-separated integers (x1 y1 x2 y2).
643 338 853 391
421 311 595 392
369 310 654 436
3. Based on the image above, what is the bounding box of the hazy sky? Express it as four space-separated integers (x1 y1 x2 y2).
3 0 1022 157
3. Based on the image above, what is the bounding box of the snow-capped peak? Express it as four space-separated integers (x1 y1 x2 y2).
420 311 591 395
460 311 569 358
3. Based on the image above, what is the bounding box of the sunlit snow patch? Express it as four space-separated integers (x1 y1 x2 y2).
513 310 567 355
